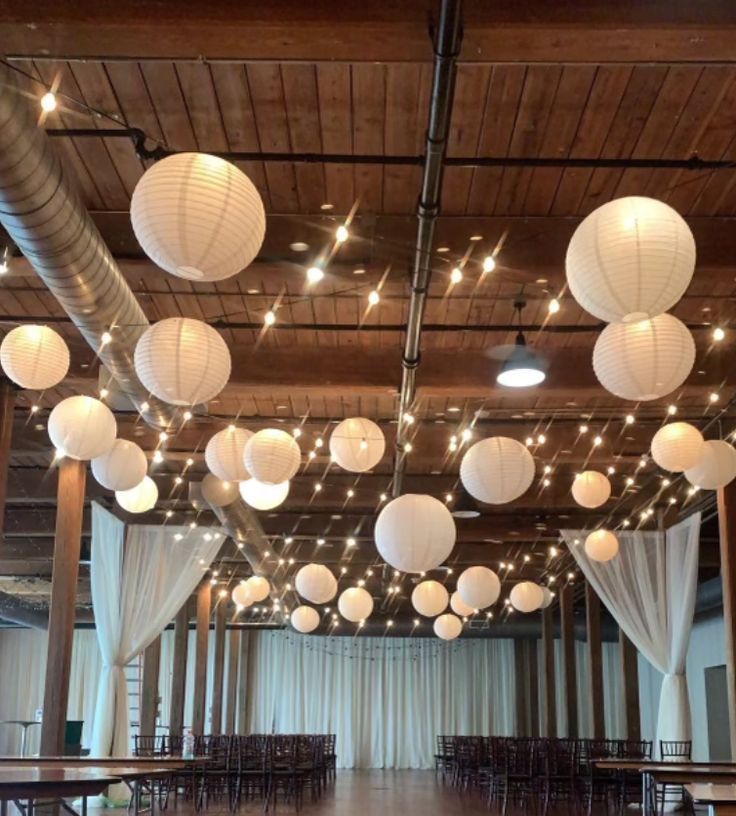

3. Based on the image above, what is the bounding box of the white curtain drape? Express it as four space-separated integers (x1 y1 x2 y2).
89 503 222 757
562 513 700 752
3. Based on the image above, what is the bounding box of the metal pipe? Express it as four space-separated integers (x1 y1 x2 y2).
392 0 463 497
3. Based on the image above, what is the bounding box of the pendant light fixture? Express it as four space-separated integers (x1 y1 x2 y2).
495 299 547 388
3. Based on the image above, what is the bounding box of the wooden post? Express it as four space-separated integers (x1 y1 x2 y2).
542 605 557 737
210 596 227 735
139 636 161 736
169 600 190 738
527 638 540 737
620 628 641 740
560 583 578 738
586 583 605 739
514 639 528 736
515 639 539 737
225 629 240 734
0 380 15 534
40 458 86 755
192 582 211 736
718 482 736 757
237 631 250 734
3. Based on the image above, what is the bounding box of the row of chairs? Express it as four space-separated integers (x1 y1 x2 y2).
436 735 692 815
134 733 337 812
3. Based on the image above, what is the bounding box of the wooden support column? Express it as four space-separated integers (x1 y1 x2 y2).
210 596 227 735
40 458 86 755
586 583 605 739
718 481 736 757
0 380 15 534
514 639 528 736
139 635 161 736
192 582 211 736
542 605 557 737
237 631 251 734
620 628 641 740
515 639 540 737
560 583 578 738
225 629 240 735
169 600 190 738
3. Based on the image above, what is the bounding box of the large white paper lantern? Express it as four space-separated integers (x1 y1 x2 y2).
571 470 612 509
0 324 69 390
245 575 270 603
232 582 252 608
329 417 385 472
205 427 253 482
244 429 301 485
651 422 704 472
457 566 501 610
460 437 534 505
48 395 117 461
291 605 320 634
201 473 239 507
374 494 456 573
130 152 265 282
685 440 736 489
509 581 544 613
450 591 475 617
566 196 695 323
91 439 147 491
434 613 462 641
239 478 289 510
540 587 555 609
338 586 373 622
593 314 694 402
584 530 619 563
115 475 158 513
411 580 449 618
295 563 337 604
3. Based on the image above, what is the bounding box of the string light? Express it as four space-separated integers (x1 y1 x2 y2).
100 331 112 346
347 537 356 547
379 493 387 502
185 457 194 467
710 392 719 403
404 442 413 453
335 224 349 243
450 267 463 284
368 290 380 306
99 388 109 399
308 450 317 460
482 256 496 273
537 433 546 444
346 488 354 498
182 410 192 421
713 327 726 342
314 482 322 492
264 310 276 326
307 265 325 284
30 405 39 414
525 436 533 446
579 424 588 434
542 477 551 487
543 465 552 474
625 414 635 425
159 431 168 443
153 450 164 464
662 478 671 487
404 413 415 425
174 476 183 485
626 476 635 486
549 546 558 557
548 297 560 314
667 404 677 416
40 91 57 112
140 401 149 413
593 435 603 446
445 493 453 503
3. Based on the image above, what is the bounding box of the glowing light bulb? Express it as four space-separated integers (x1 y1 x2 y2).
186 457 194 467
307 265 324 284
714 327 726 342
346 489 354 498
482 255 496 273
100 331 112 346
450 267 463 284
159 431 168 443
183 410 192 421
579 424 588 434
264 310 276 326
368 290 380 306
404 442 413 453
625 414 635 425
293 427 302 438
336 224 349 243
153 450 164 464
710 392 719 403
314 482 322 492
667 405 677 416
537 434 546 444
548 297 560 314
99 388 109 399
40 91 57 112
593 435 603 447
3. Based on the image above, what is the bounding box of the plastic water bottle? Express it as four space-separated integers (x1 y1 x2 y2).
183 729 194 759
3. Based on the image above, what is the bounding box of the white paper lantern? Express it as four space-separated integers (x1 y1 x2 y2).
232 582 252 608
134 317 231 406
239 478 289 510
509 581 545 613
115 475 158 514
566 196 695 323
338 586 374 622
411 580 449 617
291 605 320 634
457 566 501 610
434 613 462 641
329 417 385 472
651 422 704 472
374 494 456 573
244 429 301 485
571 470 612 509
91 439 147 491
130 152 265 282
584 530 620 563
593 314 694 402
685 440 736 489
0 324 69 390
205 427 253 482
460 437 535 505
48 395 117 461
295 563 337 604
450 591 475 617
540 587 555 609
201 473 239 507
245 575 270 603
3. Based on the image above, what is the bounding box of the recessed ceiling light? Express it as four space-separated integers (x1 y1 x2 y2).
353 268 366 275
469 234 483 241
437 246 450 253
247 288 259 294
447 406 460 413
320 203 334 211
536 278 548 284
289 241 309 252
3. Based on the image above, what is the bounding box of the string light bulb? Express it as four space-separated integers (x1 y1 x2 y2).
625 414 635 425
450 267 463 284
714 327 725 342
368 290 380 306
548 297 560 314
264 310 276 326
306 265 324 284
335 224 349 243
100 331 112 346
40 91 57 112
667 404 678 416
482 256 496 273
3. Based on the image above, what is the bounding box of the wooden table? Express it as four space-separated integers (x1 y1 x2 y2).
686 783 736 815
0 768 120 816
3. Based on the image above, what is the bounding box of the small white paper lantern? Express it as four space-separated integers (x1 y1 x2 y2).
245 575 270 603
457 566 501 610
232 582 252 608
509 581 545 613
434 613 462 641
91 439 147 491
291 605 320 634
651 422 704 472
48 395 117 460
584 530 620 563
201 473 239 507
566 196 695 323
411 580 449 617
460 437 535 505
374 493 456 573
593 314 694 402
205 427 253 482
134 317 231 406
571 470 612 509
239 478 289 510
295 563 338 604
329 417 386 472
116 475 158 514
130 152 265 282
0 324 69 390
338 586 374 622
540 587 555 609
450 591 475 617
685 440 736 489
244 428 301 485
